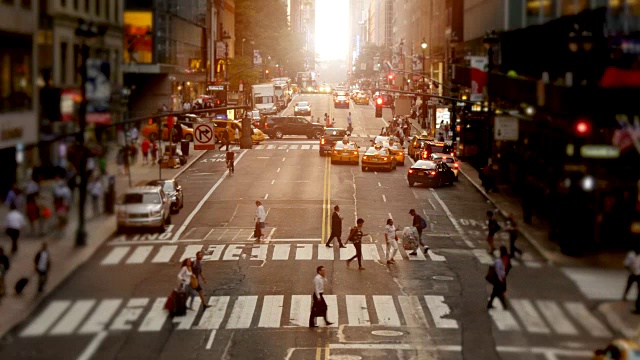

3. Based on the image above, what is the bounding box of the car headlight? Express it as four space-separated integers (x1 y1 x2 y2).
151 209 162 217
580 175 595 192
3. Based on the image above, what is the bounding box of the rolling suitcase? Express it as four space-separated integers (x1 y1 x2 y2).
15 277 29 294
173 291 188 316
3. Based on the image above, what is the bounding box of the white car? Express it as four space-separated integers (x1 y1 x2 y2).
117 186 172 232
429 152 460 181
293 101 311 116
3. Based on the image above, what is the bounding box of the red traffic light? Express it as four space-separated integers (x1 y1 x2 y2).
575 119 591 135
388 74 394 80
376 97 383 105
265 69 270 74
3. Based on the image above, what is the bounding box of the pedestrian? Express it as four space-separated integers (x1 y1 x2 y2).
129 126 139 145
219 129 230 151
53 177 71 231
151 141 159 164
34 242 50 293
234 127 240 145
190 251 212 310
141 138 150 165
116 148 126 175
623 248 640 301
308 265 333 327
177 258 195 312
0 247 9 297
24 178 41 236
487 246 511 310
505 214 522 258
88 176 103 218
4 183 23 210
254 200 266 241
385 219 399 264
346 218 367 270
325 113 330 127
326 205 345 248
5 203 26 254
486 211 501 255
409 209 429 253
347 112 352 132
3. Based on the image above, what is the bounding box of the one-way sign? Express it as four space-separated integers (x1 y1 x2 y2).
194 123 216 150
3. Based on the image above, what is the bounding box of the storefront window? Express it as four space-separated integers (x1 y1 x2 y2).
561 0 588 15
124 11 153 63
0 32 32 113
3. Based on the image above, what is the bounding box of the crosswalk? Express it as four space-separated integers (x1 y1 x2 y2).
100 243 448 266
19 294 610 339
471 249 543 268
216 140 373 152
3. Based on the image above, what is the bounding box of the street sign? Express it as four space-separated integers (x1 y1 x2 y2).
494 116 519 141
194 123 216 150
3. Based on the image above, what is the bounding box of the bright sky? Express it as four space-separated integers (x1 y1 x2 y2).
315 0 349 61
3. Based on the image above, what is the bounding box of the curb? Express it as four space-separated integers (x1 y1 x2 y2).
0 150 208 339
458 167 555 265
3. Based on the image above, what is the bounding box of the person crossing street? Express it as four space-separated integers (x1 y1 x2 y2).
254 201 266 241
309 266 333 327
346 218 367 270
409 209 429 253
385 219 399 264
325 205 345 248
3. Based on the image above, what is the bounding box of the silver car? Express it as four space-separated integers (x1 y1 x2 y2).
117 186 171 232
293 101 311 116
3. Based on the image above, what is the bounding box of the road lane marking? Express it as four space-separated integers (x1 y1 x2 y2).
321 156 329 244
76 330 108 360
319 295 338 327
346 295 370 326
510 299 550 334
289 145 299 149
79 299 122 334
282 157 286 161
296 244 313 260
110 298 148 331
124 246 153 264
226 296 258 329
205 330 217 350
301 144 310 149
264 193 269 199
20 300 72 337
179 244 203 261
564 301 612 337
152 245 177 263
317 244 334 260
258 295 284 328
267 145 276 149
424 295 458 328
408 249 427 260
172 150 247 242
277 168 281 172
536 300 579 335
312 145 319 150
378 182 382 187
427 251 446 261
194 296 230 330
340 244 357 260
289 295 311 327
272 244 291 260
429 188 475 248
382 194 387 202
271 180 275 185
489 308 521 331
173 297 201 329
373 295 401 326
398 296 428 327
251 245 268 260
223 245 243 260
50 300 96 335
362 244 380 260
101 246 130 265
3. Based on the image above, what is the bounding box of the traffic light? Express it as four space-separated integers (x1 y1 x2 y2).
264 69 270 79
574 118 591 136
375 97 383 118
387 73 394 85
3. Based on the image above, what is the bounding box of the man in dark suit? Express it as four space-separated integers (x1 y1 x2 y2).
326 205 346 248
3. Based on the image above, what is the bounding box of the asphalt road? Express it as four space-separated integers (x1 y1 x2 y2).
0 94 613 359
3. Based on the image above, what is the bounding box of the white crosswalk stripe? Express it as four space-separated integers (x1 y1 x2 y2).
100 243 447 266
488 298 611 337
20 295 608 338
472 249 543 269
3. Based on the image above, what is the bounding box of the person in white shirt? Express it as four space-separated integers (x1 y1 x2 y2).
254 201 266 241
623 249 640 301
5 203 26 253
34 242 50 292
88 176 103 218
385 219 399 264
234 128 240 144
309 266 333 327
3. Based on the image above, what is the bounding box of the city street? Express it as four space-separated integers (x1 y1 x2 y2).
0 94 615 359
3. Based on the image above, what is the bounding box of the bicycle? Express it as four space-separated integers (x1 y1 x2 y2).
226 159 234 174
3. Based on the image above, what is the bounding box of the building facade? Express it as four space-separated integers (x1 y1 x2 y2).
123 0 208 116
0 0 39 194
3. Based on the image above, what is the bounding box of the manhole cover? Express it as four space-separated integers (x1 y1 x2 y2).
329 356 362 360
432 275 454 281
371 330 404 336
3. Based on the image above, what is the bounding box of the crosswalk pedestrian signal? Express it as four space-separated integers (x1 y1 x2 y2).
375 97 383 118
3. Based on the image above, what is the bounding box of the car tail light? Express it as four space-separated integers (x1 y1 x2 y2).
352 151 358 155
363 156 369 160
429 171 436 176
454 164 459 168
333 150 339 155
451 152 455 156
265 123 269 129
408 169 414 174
422 153 427 159
382 156 388 160
321 138 326 145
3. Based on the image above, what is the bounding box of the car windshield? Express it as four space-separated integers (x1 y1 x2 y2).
366 148 388 155
432 155 455 163
414 161 436 169
148 181 174 192
296 102 309 107
325 129 347 137
335 142 357 150
123 193 161 204
431 145 445 153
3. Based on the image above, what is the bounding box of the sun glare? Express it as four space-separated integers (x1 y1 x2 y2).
315 0 349 61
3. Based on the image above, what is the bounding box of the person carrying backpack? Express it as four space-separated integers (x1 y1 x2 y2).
409 209 429 254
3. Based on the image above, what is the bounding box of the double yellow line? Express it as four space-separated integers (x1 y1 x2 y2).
316 342 330 359
321 155 331 244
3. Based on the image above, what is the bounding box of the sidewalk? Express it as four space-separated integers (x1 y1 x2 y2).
0 142 207 339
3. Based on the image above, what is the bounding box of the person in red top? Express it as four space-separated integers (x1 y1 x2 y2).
141 138 151 164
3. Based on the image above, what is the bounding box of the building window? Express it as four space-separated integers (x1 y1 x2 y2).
0 32 33 113
60 42 67 85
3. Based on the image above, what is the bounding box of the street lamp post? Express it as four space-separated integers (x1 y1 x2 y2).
482 30 499 167
421 39 428 129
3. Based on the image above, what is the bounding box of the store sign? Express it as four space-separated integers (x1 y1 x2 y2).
580 145 620 159
494 116 518 141
253 50 262 65
470 56 487 102
124 11 153 64
207 85 224 91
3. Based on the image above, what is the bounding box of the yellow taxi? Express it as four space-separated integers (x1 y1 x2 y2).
408 132 434 159
142 121 194 142
212 120 265 144
330 141 359 165
594 338 640 360
361 147 397 172
373 136 405 166
354 93 370 105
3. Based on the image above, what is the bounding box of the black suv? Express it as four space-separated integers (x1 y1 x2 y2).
263 116 325 139
319 128 348 156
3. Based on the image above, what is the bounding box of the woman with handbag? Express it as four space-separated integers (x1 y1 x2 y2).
487 246 512 310
176 258 197 313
